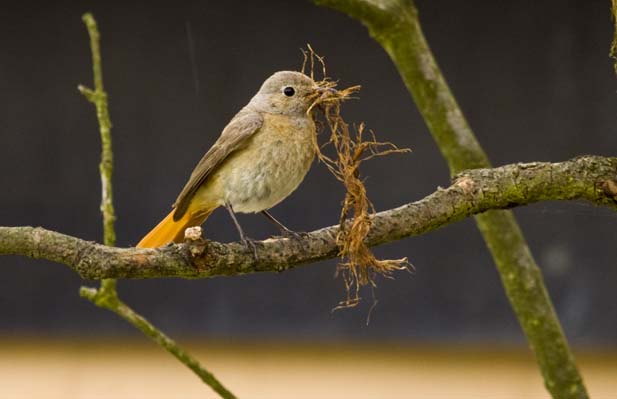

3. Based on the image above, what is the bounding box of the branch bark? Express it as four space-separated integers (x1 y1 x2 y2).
2 156 615 280
313 1 591 397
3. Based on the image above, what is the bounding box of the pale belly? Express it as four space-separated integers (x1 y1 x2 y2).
198 114 315 213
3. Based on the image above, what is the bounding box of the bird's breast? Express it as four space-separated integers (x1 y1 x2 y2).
216 113 316 213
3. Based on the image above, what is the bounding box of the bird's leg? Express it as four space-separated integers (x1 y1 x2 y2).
225 202 258 259
261 210 306 241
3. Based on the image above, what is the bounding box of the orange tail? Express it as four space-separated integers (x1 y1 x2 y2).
137 208 214 248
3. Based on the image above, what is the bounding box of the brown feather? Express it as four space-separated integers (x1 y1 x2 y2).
172 108 264 220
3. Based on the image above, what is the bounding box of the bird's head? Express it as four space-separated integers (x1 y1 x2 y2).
249 70 336 116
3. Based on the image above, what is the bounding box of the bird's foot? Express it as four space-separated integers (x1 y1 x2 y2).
279 229 309 252
280 228 308 242
242 237 259 260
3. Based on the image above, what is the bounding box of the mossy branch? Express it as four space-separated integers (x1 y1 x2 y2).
1 155 615 280
313 1 588 398
79 13 116 249
610 0 617 73
78 286 237 399
76 13 236 399
78 11 119 322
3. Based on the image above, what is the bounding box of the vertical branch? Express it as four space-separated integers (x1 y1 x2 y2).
79 13 115 248
313 1 588 398
77 13 237 399
610 0 617 73
78 13 116 293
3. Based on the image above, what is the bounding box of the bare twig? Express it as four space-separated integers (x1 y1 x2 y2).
78 13 116 294
79 286 237 399
77 13 236 399
610 0 617 73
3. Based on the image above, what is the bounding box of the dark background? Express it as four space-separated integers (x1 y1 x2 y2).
1 0 615 346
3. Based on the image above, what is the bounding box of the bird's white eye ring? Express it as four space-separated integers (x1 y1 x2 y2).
283 86 295 97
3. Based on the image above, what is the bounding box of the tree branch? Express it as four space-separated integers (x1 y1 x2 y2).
313 1 590 397
78 13 116 249
78 286 237 399
75 13 236 399
2 156 615 280
78 12 118 295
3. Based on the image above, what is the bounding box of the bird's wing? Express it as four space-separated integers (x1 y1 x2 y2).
172 109 264 220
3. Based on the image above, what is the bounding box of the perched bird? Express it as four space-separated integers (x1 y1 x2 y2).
137 71 330 252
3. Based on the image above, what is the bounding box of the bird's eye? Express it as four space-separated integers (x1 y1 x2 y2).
283 86 295 97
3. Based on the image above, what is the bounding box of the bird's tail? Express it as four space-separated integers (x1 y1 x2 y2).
136 208 214 248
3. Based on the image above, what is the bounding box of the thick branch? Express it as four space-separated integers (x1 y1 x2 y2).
2 156 615 280
313 1 590 398
315 0 488 173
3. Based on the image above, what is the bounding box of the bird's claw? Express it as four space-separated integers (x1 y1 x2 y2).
281 229 308 242
242 237 259 260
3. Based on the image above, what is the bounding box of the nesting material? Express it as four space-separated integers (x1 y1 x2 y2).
303 46 411 309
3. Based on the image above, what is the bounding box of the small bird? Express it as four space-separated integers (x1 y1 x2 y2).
137 71 329 251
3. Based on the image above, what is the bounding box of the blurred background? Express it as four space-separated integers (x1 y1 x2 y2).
1 0 616 397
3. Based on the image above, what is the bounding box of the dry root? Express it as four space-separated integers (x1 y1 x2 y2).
303 45 411 309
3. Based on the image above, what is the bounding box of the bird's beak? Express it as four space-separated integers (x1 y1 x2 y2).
314 86 338 99
314 86 338 95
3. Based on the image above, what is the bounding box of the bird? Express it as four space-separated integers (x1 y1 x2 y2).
137 70 331 253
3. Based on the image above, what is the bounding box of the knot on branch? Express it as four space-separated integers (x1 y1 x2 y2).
79 285 120 308
600 179 617 201
453 176 476 195
181 227 215 272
